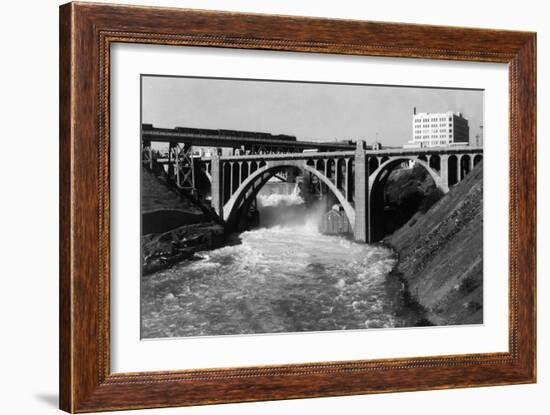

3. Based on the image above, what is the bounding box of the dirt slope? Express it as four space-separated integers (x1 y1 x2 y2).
386 162 483 325
141 167 202 214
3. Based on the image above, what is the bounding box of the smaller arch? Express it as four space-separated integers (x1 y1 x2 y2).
474 154 483 166
316 158 325 172
368 157 379 175
447 155 459 186
231 162 240 193
222 162 232 202
325 158 335 182
460 155 471 179
240 161 249 183
429 154 441 172
346 159 354 201
334 158 344 190
312 159 320 170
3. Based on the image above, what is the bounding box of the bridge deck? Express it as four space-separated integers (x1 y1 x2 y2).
217 147 483 162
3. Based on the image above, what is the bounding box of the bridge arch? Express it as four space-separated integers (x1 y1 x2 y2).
368 157 444 242
223 160 355 229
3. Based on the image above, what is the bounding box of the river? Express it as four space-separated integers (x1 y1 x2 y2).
141 181 419 339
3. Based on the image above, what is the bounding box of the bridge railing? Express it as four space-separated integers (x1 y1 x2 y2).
218 151 356 162
218 146 483 162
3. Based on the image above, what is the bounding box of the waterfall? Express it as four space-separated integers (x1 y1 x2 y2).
257 182 304 207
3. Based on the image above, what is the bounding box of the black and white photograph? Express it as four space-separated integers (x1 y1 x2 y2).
140 75 484 339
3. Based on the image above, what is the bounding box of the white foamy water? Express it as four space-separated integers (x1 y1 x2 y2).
257 182 303 207
141 222 409 338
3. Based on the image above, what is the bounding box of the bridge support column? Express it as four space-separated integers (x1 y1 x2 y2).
440 155 450 192
210 150 224 221
354 141 368 243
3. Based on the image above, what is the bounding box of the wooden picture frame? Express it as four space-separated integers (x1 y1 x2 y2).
59 2 536 412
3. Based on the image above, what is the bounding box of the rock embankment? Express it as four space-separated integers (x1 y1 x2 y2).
142 222 225 275
386 162 483 325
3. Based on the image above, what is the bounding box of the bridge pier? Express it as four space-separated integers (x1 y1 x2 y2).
353 141 369 243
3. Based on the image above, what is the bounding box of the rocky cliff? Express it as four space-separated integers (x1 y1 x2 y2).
386 162 483 325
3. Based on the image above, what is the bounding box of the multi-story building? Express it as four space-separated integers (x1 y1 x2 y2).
405 110 470 148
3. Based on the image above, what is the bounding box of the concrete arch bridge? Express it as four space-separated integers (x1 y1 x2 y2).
206 142 483 243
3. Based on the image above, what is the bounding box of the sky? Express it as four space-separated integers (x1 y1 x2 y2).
142 75 484 147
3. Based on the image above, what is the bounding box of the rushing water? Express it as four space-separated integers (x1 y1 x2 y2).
141 181 416 339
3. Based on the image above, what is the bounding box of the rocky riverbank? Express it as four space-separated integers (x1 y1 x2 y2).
142 222 225 275
141 167 226 274
385 162 483 325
